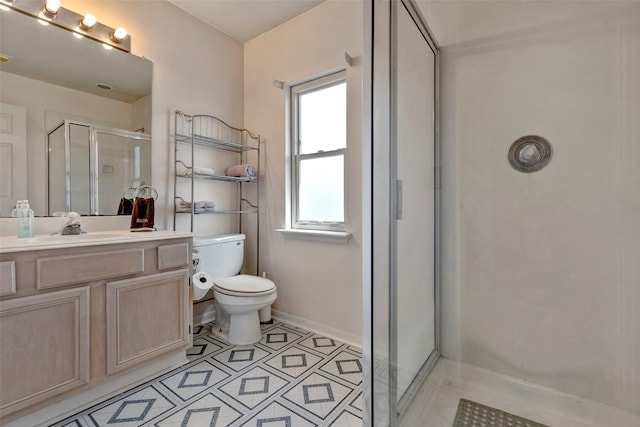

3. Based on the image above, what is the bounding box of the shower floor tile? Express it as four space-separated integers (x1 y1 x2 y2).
50 321 363 427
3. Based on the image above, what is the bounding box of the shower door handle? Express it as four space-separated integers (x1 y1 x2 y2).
396 179 403 220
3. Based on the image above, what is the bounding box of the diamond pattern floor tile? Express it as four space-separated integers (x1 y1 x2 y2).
258 327 304 351
299 335 343 355
161 360 231 401
327 410 363 427
187 337 225 361
239 401 319 426
154 393 243 426
87 385 175 427
264 346 324 378
349 391 363 412
219 366 290 410
47 322 362 427
212 346 271 372
320 351 363 386
282 372 354 420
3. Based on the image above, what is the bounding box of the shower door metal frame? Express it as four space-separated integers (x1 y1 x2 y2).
367 0 441 424
391 0 441 419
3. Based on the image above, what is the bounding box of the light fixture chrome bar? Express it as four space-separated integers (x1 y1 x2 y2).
0 0 131 52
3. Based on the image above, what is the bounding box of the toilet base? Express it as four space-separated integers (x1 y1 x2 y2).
259 305 271 322
212 309 263 345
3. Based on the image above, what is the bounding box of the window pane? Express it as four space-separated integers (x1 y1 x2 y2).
299 82 346 154
298 155 344 223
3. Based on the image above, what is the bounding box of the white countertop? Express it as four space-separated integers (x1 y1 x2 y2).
0 230 193 254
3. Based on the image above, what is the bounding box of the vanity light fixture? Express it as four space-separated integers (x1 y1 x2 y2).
0 0 131 52
80 13 96 30
111 27 127 43
43 0 60 17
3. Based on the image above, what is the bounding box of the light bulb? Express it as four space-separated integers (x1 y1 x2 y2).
44 0 60 15
111 27 127 42
80 13 96 29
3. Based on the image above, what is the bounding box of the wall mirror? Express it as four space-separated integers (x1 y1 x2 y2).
0 6 152 217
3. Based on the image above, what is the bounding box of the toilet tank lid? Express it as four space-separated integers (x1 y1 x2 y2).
194 233 245 246
215 274 275 293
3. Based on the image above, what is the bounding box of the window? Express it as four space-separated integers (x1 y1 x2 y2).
290 71 347 232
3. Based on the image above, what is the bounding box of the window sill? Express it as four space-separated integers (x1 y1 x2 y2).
276 228 352 244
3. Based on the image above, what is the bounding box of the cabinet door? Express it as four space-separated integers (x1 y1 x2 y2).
106 270 189 375
0 287 90 417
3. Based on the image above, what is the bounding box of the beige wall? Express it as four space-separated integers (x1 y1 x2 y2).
419 1 639 414
244 0 363 339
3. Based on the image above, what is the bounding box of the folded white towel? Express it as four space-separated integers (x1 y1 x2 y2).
225 164 257 178
176 199 216 213
176 160 214 177
185 166 215 176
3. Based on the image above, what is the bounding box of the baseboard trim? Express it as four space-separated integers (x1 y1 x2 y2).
192 306 362 350
272 309 362 349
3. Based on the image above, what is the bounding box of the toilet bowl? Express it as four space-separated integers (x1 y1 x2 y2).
192 234 277 345
213 275 277 345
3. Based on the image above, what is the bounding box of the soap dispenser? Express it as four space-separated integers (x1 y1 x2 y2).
17 200 34 238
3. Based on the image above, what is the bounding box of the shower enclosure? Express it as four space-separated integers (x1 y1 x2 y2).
47 120 151 216
365 0 638 425
365 0 440 424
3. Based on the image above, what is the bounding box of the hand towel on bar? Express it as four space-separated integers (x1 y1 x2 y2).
117 197 133 215
225 164 257 178
130 197 156 231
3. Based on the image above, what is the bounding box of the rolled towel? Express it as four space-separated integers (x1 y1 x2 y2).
225 164 257 178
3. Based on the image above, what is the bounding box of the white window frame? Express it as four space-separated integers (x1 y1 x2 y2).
290 70 347 232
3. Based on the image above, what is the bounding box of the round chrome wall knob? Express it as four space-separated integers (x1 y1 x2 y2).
508 135 552 172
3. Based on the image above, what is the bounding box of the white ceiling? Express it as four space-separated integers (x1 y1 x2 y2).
168 0 327 43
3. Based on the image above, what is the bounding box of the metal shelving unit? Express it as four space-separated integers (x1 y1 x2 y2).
173 111 261 263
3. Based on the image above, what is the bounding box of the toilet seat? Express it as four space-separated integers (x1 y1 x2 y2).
214 274 275 297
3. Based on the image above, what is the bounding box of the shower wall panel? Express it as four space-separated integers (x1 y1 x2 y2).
430 1 639 415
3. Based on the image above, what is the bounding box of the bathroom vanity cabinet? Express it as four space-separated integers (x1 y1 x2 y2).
0 234 192 424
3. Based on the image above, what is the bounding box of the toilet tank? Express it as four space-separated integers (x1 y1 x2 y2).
193 233 245 281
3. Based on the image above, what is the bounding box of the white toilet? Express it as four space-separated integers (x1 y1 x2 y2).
192 234 277 345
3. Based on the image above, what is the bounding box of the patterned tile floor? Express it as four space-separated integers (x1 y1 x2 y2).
50 322 363 427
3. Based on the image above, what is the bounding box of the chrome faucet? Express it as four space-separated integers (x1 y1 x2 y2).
58 212 85 235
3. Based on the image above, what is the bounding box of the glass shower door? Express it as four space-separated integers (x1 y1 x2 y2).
394 0 437 409
369 0 439 424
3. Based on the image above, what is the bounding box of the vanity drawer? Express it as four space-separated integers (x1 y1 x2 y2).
0 261 16 297
37 248 144 290
157 243 190 270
